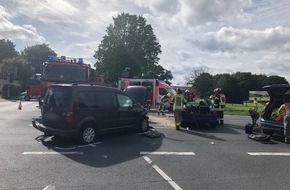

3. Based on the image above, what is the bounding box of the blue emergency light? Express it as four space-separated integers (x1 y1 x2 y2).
47 55 54 62
78 58 83 64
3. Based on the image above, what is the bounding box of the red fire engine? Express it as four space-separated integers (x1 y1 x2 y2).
26 56 100 102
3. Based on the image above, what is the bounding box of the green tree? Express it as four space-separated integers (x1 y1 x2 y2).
0 39 18 62
213 74 237 91
252 74 268 89
266 75 288 85
21 44 57 73
185 66 209 86
2 56 32 90
94 13 171 84
193 72 214 98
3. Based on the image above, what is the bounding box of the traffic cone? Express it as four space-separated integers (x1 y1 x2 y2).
18 101 22 110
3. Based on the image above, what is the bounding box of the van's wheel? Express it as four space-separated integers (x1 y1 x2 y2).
139 119 149 132
79 124 96 144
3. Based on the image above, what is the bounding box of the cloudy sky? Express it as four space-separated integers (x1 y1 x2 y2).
0 0 290 85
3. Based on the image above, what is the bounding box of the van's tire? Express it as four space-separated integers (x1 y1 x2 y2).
79 124 96 144
139 118 149 132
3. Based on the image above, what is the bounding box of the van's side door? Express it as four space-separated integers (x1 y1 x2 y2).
75 91 118 130
116 92 141 128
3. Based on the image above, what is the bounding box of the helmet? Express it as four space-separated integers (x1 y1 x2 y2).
214 88 222 93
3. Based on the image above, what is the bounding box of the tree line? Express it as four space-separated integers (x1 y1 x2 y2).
185 66 288 103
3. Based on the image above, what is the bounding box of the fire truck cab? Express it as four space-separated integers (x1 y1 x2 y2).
118 78 176 108
27 56 95 104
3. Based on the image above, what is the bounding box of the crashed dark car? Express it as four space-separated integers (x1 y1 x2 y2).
260 84 290 137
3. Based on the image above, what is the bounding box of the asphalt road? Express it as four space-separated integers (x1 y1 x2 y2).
1 100 290 190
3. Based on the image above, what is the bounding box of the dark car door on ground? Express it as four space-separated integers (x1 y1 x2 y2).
116 92 141 128
74 90 118 131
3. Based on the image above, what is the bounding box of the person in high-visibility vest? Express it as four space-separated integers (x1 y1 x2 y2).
158 93 170 115
212 88 226 125
253 98 258 111
173 88 186 130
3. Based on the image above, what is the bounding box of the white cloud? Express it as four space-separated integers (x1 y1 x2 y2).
175 0 252 27
1 0 290 85
132 0 181 15
189 26 290 57
0 6 45 43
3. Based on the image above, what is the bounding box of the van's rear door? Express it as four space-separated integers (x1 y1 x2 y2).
42 86 72 129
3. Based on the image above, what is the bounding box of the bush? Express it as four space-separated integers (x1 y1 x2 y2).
1 83 22 99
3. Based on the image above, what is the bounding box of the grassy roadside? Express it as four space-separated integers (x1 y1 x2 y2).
224 102 265 116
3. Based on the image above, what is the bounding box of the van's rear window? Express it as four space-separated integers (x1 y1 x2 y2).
44 87 71 107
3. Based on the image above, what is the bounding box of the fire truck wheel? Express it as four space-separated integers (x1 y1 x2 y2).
24 95 30 101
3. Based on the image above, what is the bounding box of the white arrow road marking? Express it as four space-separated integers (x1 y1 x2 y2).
143 156 183 190
140 151 195 156
247 152 290 156
22 151 83 155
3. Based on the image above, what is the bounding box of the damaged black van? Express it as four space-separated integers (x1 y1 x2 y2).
33 83 149 144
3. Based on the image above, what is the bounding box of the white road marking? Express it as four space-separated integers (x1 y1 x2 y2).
22 151 83 155
247 152 290 156
43 185 56 190
143 156 182 190
140 151 195 156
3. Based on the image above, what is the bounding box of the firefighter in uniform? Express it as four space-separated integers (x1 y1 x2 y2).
158 93 170 115
173 88 186 130
212 88 226 125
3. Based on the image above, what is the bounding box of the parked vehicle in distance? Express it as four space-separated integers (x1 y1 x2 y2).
18 91 27 101
260 84 290 139
32 83 149 144
118 78 176 107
